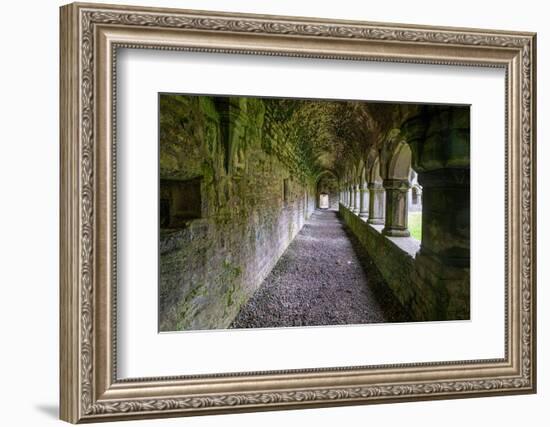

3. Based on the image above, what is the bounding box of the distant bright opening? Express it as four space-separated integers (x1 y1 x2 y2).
319 193 329 209
408 169 423 241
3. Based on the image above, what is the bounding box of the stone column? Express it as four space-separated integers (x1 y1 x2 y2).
355 184 361 215
350 185 356 212
382 179 410 237
348 185 353 208
359 183 369 218
410 168 470 320
367 183 384 224
354 184 361 214
417 169 469 266
400 105 470 320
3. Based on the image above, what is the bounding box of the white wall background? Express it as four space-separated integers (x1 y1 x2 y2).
0 0 545 426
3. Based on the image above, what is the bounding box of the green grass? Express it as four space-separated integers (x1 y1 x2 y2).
408 212 422 241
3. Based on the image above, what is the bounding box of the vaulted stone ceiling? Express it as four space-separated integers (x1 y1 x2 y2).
262 98 425 182
160 94 469 191
262 98 469 184
158 93 471 331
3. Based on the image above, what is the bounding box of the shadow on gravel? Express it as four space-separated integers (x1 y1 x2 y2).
340 221 412 323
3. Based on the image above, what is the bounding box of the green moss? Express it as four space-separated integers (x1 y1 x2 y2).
222 260 242 307
159 94 470 330
174 282 206 330
199 96 220 119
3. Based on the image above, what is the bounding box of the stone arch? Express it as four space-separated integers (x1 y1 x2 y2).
315 168 339 183
379 126 419 182
368 156 383 185
355 158 369 217
349 159 364 214
381 135 413 237
364 149 379 177
357 159 366 182
315 169 339 209
387 142 412 180
366 156 384 224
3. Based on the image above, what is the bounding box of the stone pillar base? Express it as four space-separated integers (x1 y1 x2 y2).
359 187 369 218
382 227 410 237
367 217 384 225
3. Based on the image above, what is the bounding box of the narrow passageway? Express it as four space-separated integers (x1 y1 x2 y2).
231 209 409 329
159 96 470 330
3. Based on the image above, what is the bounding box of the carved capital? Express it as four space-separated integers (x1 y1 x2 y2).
367 182 384 191
383 178 410 192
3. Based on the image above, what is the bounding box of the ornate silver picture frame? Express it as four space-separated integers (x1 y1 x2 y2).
60 2 536 423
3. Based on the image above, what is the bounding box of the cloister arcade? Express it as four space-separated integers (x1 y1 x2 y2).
332 105 470 321
340 143 414 237
159 94 470 331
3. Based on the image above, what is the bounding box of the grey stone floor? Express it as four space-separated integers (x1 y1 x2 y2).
230 209 410 329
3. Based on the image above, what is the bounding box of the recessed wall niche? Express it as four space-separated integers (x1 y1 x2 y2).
160 177 202 229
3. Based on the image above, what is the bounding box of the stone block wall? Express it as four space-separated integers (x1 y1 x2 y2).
159 95 315 331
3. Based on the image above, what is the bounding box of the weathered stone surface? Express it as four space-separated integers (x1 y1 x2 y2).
159 95 316 331
401 105 470 172
382 178 411 237
367 183 384 225
159 94 471 329
418 168 470 266
339 204 468 321
316 173 339 209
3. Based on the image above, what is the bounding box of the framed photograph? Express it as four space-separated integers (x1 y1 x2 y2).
60 2 537 423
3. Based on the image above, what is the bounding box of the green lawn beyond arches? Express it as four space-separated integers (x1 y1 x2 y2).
408 212 422 241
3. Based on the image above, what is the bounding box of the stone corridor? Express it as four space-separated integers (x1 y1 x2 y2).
231 209 409 328
159 94 471 331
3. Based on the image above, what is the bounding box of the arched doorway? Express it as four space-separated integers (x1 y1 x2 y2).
319 193 329 209
315 170 339 210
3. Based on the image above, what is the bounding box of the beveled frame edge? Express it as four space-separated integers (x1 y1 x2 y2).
59 2 537 423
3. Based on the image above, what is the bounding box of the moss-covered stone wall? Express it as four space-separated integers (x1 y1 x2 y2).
159 95 316 331
339 203 468 321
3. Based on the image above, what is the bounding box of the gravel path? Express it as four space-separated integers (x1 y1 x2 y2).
230 209 410 329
